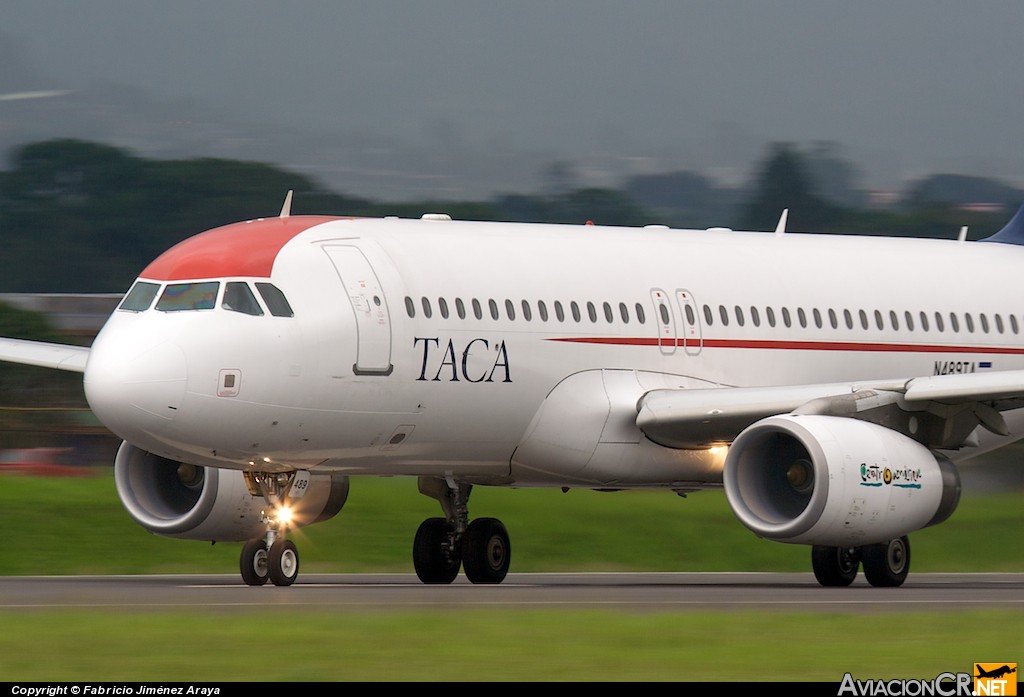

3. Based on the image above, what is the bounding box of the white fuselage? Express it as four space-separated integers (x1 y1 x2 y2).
82 216 1024 488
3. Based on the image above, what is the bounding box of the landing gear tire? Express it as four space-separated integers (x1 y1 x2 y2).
413 517 461 584
462 518 511 585
862 536 910 588
268 539 300 587
240 539 270 586
811 545 859 587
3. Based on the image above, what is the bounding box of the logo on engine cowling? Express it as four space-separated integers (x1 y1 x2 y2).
860 464 923 489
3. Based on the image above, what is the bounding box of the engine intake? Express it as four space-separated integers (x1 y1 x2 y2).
113 441 349 541
723 414 960 546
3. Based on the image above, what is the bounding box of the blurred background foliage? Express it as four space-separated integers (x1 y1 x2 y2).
1 138 1021 293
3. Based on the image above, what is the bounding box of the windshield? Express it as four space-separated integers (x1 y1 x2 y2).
155 282 220 311
118 282 161 312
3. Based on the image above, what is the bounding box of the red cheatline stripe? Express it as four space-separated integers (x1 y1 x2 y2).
546 336 1024 354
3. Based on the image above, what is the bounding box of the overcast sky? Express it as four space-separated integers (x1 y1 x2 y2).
3 1 1024 200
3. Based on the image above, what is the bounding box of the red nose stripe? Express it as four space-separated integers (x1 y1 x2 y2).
140 216 339 281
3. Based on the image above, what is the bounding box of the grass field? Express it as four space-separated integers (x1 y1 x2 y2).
2 471 1022 682
3 470 1023 575
1 609 1021 682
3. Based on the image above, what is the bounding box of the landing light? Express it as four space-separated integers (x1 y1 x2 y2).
275 506 294 527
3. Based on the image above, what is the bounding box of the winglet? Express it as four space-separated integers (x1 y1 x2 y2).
774 209 788 236
981 203 1024 245
279 190 293 218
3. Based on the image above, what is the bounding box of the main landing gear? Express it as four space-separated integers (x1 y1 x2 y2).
413 477 511 584
811 535 910 588
239 471 304 587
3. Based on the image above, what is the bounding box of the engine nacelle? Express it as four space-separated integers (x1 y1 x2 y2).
113 441 350 541
723 414 961 547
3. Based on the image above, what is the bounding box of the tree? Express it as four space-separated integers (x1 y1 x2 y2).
737 143 841 232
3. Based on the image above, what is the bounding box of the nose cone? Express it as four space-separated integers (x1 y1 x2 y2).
84 328 187 442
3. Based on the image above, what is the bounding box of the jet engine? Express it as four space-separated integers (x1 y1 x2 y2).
723 414 961 547
113 441 350 541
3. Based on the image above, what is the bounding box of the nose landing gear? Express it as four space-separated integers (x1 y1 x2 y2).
239 471 305 586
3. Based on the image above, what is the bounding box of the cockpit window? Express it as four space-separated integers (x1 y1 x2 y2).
155 282 220 312
119 281 160 312
255 282 294 318
222 282 264 316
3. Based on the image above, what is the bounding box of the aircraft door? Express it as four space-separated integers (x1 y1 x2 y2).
323 245 394 376
650 288 676 355
676 289 703 356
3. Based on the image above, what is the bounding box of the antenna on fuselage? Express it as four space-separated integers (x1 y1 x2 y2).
279 190 294 218
774 209 789 235
958 226 969 242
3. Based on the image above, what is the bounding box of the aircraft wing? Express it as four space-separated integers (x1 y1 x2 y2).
0 337 90 373
636 370 1024 450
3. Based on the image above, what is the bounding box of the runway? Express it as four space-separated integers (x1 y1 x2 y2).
2 572 1023 612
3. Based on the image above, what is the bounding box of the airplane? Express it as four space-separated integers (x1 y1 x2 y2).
3 194 1024 589
975 665 1017 680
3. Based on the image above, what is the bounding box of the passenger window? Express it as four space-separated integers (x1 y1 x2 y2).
828 309 838 329
766 307 776 327
422 297 433 319
919 311 929 332
635 303 646 324
889 311 898 331
873 310 883 330
571 302 581 322
521 300 532 322
965 313 974 333
844 309 853 330
1013 316 1020 334
489 299 499 320
904 311 914 332
619 302 629 324
538 300 549 322
405 296 416 318
156 282 220 312
703 304 714 326
934 312 945 332
456 298 466 319
949 313 959 332
603 302 613 323
587 302 597 323
995 314 1003 334
719 305 729 326
797 308 806 328
659 303 670 325
256 283 294 317
505 299 516 321
782 307 791 328
813 308 822 329
735 305 745 327
751 306 761 327
555 301 565 322
223 282 264 316
685 305 696 326
472 299 483 320
980 314 989 333
119 281 160 312
859 310 868 330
